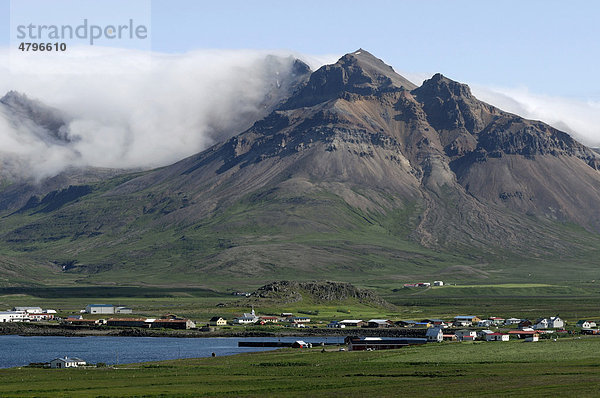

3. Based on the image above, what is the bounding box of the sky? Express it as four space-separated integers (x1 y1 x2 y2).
0 0 599 179
0 0 599 98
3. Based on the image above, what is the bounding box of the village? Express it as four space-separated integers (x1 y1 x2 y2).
2 303 600 343
3 301 600 370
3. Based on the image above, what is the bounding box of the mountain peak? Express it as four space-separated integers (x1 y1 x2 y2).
281 49 416 109
0 90 72 144
415 73 474 99
0 90 29 107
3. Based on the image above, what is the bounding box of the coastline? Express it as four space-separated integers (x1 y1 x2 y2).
0 322 427 338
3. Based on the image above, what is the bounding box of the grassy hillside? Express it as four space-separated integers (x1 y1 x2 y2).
1 169 600 288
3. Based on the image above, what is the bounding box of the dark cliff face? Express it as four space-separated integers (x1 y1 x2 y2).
282 49 417 109
0 91 72 144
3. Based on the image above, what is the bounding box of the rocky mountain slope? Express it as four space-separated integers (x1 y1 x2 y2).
0 49 599 287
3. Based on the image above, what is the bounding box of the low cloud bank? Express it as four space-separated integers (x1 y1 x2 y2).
471 85 600 148
0 48 336 180
0 48 597 182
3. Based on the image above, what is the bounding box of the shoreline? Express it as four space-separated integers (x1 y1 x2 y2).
0 322 429 338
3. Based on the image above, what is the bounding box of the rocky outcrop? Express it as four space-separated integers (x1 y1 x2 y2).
250 280 392 307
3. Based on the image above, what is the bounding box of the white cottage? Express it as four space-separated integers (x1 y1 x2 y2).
50 357 87 368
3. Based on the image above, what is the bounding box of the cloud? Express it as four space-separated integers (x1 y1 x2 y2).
0 47 335 180
471 85 600 148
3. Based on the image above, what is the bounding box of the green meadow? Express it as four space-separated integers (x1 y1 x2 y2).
1 281 600 323
2 337 600 397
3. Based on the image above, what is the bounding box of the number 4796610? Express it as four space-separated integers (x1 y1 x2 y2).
18 42 67 52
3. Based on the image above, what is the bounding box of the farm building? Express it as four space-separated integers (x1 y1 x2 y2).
534 316 564 330
504 318 521 325
107 318 150 328
259 316 279 324
485 333 510 341
454 316 480 327
365 319 394 328
508 330 539 339
455 330 477 341
518 320 533 329
347 337 427 351
0 311 28 322
85 304 114 314
396 320 417 327
50 357 87 368
421 319 446 327
433 281 444 286
209 317 227 326
339 320 365 327
13 306 42 313
288 317 311 323
152 318 196 329
576 320 597 329
326 321 345 328
28 313 54 321
64 317 100 326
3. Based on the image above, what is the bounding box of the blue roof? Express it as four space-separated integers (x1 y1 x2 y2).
455 315 476 319
88 304 113 307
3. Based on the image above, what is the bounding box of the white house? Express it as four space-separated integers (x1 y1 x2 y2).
477 329 494 339
485 333 510 342
534 316 564 330
455 330 477 341
576 320 597 329
433 281 444 286
426 327 443 342
0 311 29 322
50 357 87 368
477 320 493 327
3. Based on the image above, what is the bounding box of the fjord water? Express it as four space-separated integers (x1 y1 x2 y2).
0 335 343 368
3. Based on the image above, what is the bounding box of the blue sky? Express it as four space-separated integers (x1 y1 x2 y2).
1 0 599 99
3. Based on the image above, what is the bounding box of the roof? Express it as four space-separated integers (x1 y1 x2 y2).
87 304 113 307
508 330 537 334
487 333 507 336
52 357 85 363
210 316 224 321
107 318 147 321
153 319 188 323
340 319 363 323
368 319 390 323
454 315 477 320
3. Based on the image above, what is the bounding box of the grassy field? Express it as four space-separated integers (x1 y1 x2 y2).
1 282 600 323
2 337 600 397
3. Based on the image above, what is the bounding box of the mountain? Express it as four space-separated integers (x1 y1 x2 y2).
1 49 599 288
0 56 313 210
0 91 72 144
